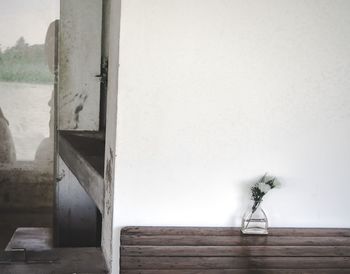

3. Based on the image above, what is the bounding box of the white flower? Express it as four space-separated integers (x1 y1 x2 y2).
262 175 274 183
258 182 271 193
272 179 281 188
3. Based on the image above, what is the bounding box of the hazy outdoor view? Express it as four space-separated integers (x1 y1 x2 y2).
0 0 58 161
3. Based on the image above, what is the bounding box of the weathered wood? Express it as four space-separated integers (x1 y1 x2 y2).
121 257 350 269
121 270 350 274
120 227 350 273
121 235 350 246
0 247 107 273
121 227 350 237
121 245 350 257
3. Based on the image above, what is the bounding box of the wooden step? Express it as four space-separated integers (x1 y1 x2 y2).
5 227 52 252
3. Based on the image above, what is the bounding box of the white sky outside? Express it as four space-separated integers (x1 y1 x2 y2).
0 0 59 49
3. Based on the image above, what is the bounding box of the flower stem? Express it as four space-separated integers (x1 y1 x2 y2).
244 200 262 230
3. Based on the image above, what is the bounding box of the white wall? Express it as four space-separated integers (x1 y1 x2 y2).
111 0 350 272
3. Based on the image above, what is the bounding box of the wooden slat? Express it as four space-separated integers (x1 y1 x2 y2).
120 227 350 272
121 227 350 237
121 245 350 257
121 270 350 274
59 134 104 212
121 235 350 246
121 256 350 269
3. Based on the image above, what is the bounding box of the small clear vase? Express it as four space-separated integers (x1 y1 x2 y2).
241 203 268 235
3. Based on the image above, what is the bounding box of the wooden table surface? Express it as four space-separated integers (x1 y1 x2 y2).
120 226 350 274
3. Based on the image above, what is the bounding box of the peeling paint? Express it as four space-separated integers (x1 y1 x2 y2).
105 148 114 215
56 170 65 182
73 94 88 129
74 104 84 127
105 148 114 184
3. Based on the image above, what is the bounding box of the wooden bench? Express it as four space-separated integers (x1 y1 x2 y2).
120 226 350 273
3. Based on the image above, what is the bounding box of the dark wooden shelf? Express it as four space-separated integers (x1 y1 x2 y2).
120 226 350 273
0 247 107 273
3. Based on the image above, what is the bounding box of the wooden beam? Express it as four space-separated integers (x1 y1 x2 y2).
121 235 350 246
121 256 350 269
121 227 350 237
58 133 104 212
121 270 350 274
121 245 350 257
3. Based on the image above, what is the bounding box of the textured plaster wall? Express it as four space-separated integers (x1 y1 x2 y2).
110 0 350 272
0 163 53 210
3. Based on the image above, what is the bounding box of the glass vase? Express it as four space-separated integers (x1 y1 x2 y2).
241 203 268 235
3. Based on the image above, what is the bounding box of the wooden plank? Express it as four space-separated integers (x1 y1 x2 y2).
121 270 350 274
120 227 350 272
5 227 52 252
121 245 350 257
121 235 350 246
0 247 107 273
55 157 100 247
59 0 102 130
121 227 350 237
59 134 104 212
120 256 350 269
